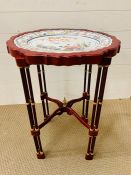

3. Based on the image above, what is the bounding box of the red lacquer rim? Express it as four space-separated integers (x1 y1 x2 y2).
6 29 121 66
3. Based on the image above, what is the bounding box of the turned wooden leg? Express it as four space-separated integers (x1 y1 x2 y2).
41 65 49 115
20 67 45 159
37 65 49 120
82 64 87 117
85 65 109 160
85 64 92 119
82 64 92 120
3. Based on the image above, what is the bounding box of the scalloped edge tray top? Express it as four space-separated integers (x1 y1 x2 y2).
7 29 121 66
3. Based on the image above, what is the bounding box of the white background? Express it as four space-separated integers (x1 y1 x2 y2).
0 0 131 104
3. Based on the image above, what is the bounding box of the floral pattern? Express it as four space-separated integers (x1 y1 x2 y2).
14 29 112 53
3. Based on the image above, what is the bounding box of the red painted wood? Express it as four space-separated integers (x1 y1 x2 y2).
6 29 121 67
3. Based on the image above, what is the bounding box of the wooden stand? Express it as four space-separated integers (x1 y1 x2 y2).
6 29 121 159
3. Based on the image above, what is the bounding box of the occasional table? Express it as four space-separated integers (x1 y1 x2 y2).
6 29 120 160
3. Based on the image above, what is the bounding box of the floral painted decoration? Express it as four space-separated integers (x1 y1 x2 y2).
14 29 112 53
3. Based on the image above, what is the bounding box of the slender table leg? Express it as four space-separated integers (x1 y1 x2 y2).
37 65 49 120
82 64 92 120
85 65 92 119
20 67 45 159
85 65 109 160
42 65 49 115
82 64 87 117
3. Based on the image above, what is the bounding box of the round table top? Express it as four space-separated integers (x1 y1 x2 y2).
7 29 120 66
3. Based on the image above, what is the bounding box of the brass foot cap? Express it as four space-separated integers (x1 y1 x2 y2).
85 153 94 160
36 152 45 159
